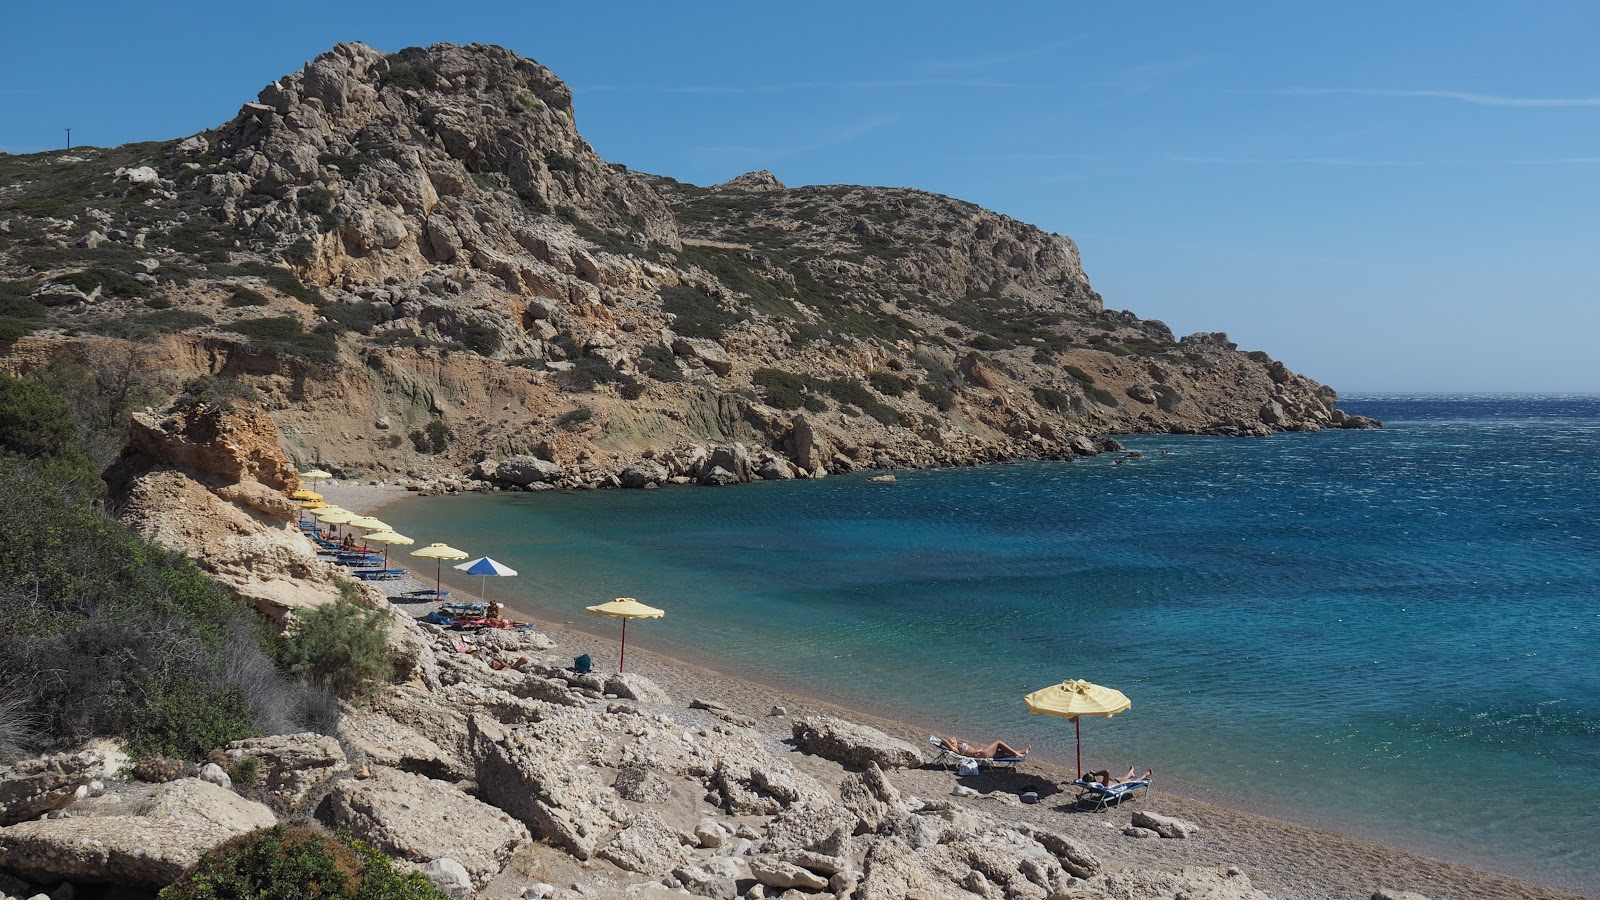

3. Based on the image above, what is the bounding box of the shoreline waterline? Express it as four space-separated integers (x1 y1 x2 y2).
320 447 1598 899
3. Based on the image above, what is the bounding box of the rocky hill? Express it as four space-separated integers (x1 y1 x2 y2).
0 41 1375 489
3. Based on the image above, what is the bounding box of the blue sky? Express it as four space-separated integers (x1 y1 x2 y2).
3 2 1597 392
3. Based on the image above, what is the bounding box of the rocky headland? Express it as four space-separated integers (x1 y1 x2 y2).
0 41 1374 496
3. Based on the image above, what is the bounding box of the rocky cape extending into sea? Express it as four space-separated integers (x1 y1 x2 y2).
0 41 1375 497
0 405 1573 900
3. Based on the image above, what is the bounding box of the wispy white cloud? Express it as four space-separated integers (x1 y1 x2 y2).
1097 55 1222 95
913 39 1083 74
578 78 1025 96
1278 87 1600 108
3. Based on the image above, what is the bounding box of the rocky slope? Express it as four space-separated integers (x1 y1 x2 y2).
0 41 1375 489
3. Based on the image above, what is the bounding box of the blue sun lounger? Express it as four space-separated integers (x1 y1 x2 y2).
1071 777 1152 812
928 736 1029 771
355 568 407 581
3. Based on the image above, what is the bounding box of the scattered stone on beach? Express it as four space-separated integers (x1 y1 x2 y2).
596 814 694 875
613 766 672 803
1131 809 1201 839
790 715 924 770
691 697 758 727
1373 891 1436 900
604 672 672 705
768 705 787 717
1124 825 1160 839
198 762 231 789
748 856 830 891
423 857 473 900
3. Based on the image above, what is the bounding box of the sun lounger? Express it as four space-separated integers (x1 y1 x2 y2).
928 736 1029 771
440 602 488 617
1071 777 1151 812
408 588 450 598
355 568 407 580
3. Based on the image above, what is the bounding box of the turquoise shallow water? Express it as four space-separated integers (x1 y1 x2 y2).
378 395 1600 893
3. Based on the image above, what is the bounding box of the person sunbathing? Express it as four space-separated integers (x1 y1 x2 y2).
941 736 1029 759
1080 766 1153 786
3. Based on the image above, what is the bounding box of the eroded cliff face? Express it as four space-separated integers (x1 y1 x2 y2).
0 41 1375 491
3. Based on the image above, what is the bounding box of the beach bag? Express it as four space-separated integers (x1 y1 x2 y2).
958 759 980 776
573 653 592 674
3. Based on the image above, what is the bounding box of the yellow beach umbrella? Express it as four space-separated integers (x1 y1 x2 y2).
411 542 468 598
299 468 333 481
585 597 664 672
290 488 323 501
299 499 327 510
361 529 412 566
1024 678 1131 778
314 510 355 524
348 516 390 531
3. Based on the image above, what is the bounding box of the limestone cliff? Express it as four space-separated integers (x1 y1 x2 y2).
0 41 1376 490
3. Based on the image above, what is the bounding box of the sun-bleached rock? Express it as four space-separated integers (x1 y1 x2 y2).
596 813 692 875
0 779 274 885
0 751 108 826
1131 809 1200 839
224 732 349 816
791 716 923 770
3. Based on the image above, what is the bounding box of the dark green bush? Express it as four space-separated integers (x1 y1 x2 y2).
823 378 901 426
751 368 813 410
1032 386 1075 413
1064 365 1095 386
91 309 214 340
280 597 396 700
381 52 440 93
456 321 502 356
969 334 1005 351
408 420 449 454
917 380 956 411
556 406 594 429
227 317 338 362
659 284 737 339
558 356 631 393
159 825 449 900
640 344 683 382
316 300 385 334
173 376 259 415
0 374 79 460
868 372 913 396
226 287 270 308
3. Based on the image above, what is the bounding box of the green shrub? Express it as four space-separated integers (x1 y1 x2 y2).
1032 386 1075 413
1064 365 1095 386
751 368 814 410
943 325 963 338
316 300 385 334
823 378 901 426
659 284 737 339
381 49 440 93
456 321 502 356
916 380 955 411
173 376 259 415
91 309 213 340
640 344 683 382
556 406 593 429
227 317 338 362
226 287 271 308
280 597 396 700
408 420 449 454
969 334 1005 351
0 374 78 459
228 754 260 788
868 372 913 396
159 825 449 900
557 356 631 393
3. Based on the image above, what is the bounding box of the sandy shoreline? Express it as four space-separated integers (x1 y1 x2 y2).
317 480 1595 900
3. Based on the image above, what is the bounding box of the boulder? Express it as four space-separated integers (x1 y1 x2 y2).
198 763 232 789
613 767 671 803
1130 809 1200 839
596 814 693 875
321 766 528 887
0 779 274 885
336 711 469 782
423 857 473 900
791 716 923 769
1019 825 1101 879
759 804 857 857
603 672 671 705
838 762 902 832
689 698 756 728
672 337 733 376
0 751 109 826
748 857 829 891
698 466 740 487
494 455 564 486
705 443 751 481
619 459 670 489
469 715 618 860
224 732 349 816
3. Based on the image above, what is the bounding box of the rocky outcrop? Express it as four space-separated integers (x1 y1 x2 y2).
322 766 529 887
0 778 275 885
0 750 110 826
224 732 350 816
791 716 924 770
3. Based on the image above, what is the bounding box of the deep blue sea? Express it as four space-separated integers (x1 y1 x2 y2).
378 395 1600 893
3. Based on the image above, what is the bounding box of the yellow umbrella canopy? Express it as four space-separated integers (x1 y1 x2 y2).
299 468 334 480
299 500 327 510
348 516 390 531
411 543 469 597
360 530 412 565
1024 679 1131 778
313 510 355 524
310 505 347 517
586 597 664 672
290 488 323 501
362 530 414 546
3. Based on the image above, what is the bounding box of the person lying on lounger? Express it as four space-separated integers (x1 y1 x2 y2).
1080 766 1153 786
940 736 1030 759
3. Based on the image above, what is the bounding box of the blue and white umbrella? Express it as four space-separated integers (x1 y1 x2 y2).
452 556 519 606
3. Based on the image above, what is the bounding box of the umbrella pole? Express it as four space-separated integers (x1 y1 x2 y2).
620 618 628 673
1075 717 1082 779
436 559 443 598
